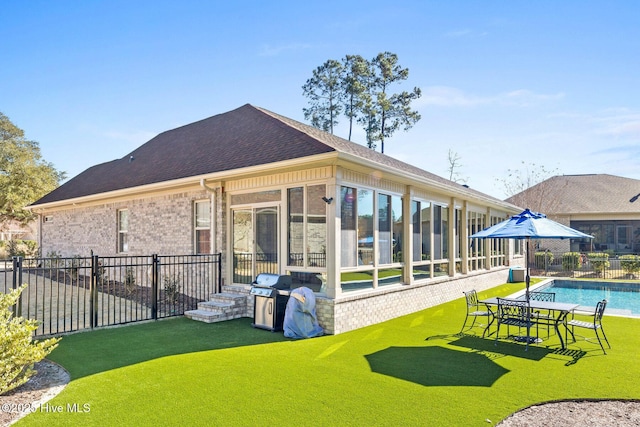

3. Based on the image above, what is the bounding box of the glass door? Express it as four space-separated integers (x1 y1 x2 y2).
616 225 632 252
255 207 278 275
232 206 279 284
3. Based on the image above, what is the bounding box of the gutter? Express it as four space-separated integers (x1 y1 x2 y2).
335 151 520 212
27 153 339 211
28 150 518 214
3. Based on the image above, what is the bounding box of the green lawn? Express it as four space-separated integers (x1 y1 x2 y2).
17 282 640 426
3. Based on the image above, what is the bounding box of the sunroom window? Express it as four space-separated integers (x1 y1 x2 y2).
117 209 129 253
194 200 211 254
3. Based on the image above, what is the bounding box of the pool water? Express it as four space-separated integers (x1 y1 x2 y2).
534 279 640 317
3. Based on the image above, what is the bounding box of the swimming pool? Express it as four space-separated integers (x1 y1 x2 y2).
527 279 640 317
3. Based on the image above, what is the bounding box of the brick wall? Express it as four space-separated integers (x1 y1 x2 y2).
41 190 211 257
314 268 510 334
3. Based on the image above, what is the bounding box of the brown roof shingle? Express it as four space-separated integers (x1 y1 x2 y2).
507 174 640 214
32 104 502 206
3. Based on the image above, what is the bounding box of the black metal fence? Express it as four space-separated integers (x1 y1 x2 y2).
528 251 640 280
1 253 221 337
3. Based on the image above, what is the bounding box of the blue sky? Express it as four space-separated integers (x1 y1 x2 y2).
2 1 639 198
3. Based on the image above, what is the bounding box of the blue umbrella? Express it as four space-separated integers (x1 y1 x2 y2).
469 209 593 345
469 209 594 241
469 209 593 297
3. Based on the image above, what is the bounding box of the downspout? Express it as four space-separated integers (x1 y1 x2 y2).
200 179 220 194
36 212 43 255
200 179 221 254
200 178 223 289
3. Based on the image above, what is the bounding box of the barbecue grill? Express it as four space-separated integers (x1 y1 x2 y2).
250 273 292 331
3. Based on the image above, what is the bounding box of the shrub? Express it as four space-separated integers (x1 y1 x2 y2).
44 250 62 269
534 251 554 268
587 252 610 276
561 252 582 270
7 240 38 258
163 273 181 304
96 261 108 285
125 267 137 295
0 242 8 259
619 254 640 277
0 285 60 395
68 255 85 280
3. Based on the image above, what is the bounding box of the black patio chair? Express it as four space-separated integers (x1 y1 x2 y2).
460 290 493 337
494 298 536 350
566 299 611 354
529 291 556 339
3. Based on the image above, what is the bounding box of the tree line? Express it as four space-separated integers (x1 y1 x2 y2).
0 112 65 225
302 52 421 154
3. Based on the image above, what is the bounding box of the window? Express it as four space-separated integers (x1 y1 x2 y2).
340 186 404 291
433 204 449 275
358 190 374 266
411 201 421 262
468 211 486 271
118 209 129 253
306 185 327 267
287 188 304 266
420 202 432 261
287 185 327 268
514 239 522 255
455 208 462 259
194 200 211 254
378 194 392 264
490 215 506 266
340 186 357 267
433 205 448 260
341 188 380 267
391 195 403 263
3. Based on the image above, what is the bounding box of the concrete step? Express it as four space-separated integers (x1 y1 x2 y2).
209 292 248 305
222 284 251 294
184 309 245 324
186 291 248 324
184 309 224 323
197 300 233 312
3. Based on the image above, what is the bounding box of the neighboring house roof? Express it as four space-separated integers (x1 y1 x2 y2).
31 104 509 207
507 174 640 215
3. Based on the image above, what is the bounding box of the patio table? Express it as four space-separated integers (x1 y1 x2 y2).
480 297 580 350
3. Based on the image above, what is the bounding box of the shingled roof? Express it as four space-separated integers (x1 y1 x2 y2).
507 174 640 214
32 104 500 206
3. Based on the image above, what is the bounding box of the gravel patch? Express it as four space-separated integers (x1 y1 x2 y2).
497 400 640 426
0 360 70 426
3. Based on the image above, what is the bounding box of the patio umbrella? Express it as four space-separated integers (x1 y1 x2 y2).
469 209 593 344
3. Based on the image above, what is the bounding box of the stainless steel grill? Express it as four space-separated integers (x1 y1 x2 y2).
250 274 292 332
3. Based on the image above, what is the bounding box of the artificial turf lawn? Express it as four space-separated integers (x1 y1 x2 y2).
16 281 640 426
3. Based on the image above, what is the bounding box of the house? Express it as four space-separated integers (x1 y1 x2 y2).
0 220 37 258
28 104 522 334
0 220 36 242
506 174 640 254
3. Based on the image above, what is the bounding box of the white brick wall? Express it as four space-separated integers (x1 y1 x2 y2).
41 190 211 257
315 269 510 334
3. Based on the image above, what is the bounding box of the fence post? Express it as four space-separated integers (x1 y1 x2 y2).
217 253 222 294
11 256 23 317
90 254 99 328
151 254 158 320
544 249 549 276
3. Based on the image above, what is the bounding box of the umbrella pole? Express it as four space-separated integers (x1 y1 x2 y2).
526 238 531 302
526 238 531 350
